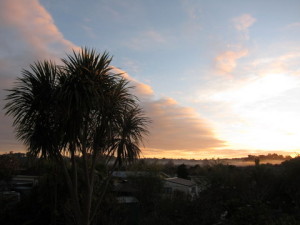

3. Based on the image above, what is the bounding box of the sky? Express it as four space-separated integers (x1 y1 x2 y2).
1 0 300 159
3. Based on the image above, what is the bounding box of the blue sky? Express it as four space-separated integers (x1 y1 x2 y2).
1 0 300 158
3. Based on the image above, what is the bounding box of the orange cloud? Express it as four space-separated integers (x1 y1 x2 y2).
142 98 225 152
0 0 78 59
215 49 248 74
251 52 300 76
112 67 154 98
0 0 79 154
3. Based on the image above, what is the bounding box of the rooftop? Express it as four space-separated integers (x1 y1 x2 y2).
165 177 196 187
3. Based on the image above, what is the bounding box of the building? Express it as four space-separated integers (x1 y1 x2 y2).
11 175 39 195
163 177 198 198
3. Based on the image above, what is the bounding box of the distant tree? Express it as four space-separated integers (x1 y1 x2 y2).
177 164 188 179
0 152 20 183
255 157 260 166
129 159 162 172
129 173 163 210
4 48 149 225
162 159 176 176
189 164 203 176
281 157 300 206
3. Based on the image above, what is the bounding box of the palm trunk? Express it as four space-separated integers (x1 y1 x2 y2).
91 154 119 222
58 154 83 225
51 164 58 225
82 148 91 225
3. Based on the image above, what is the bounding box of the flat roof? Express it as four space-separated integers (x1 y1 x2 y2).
165 177 196 187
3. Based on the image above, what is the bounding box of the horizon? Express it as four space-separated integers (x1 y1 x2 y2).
1 0 300 158
0 150 296 161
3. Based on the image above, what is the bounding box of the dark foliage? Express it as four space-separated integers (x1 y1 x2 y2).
176 163 189 179
2 155 300 224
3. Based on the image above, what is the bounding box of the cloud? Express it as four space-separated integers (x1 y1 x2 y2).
180 0 202 36
251 52 300 76
120 58 141 74
286 22 300 29
0 0 78 153
214 49 248 75
212 15 254 76
232 14 256 31
125 30 166 50
81 25 97 39
112 67 154 98
142 98 225 151
232 14 256 40
207 60 300 154
211 73 300 105
112 68 226 157
0 0 78 59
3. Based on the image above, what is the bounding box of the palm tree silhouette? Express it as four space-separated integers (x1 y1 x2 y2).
5 48 149 225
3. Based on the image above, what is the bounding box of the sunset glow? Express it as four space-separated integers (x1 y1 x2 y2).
211 73 300 152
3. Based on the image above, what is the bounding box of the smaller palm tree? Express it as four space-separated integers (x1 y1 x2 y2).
113 106 149 167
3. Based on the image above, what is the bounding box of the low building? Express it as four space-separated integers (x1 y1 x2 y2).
163 177 198 198
11 175 39 195
190 176 210 192
0 191 21 205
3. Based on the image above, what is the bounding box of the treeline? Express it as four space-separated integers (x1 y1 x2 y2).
244 153 292 161
1 153 300 224
133 153 293 166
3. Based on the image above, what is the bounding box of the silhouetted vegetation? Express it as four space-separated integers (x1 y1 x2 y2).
176 164 189 179
1 152 300 225
3 48 149 225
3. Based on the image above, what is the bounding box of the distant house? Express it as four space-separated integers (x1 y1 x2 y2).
0 191 20 205
0 175 39 205
163 177 198 198
112 174 140 225
112 171 140 203
112 171 200 198
112 171 151 179
190 176 210 192
159 172 171 179
11 175 39 195
113 181 139 204
11 175 39 185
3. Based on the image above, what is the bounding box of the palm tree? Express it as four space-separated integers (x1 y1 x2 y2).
113 106 149 167
4 48 149 225
4 61 62 158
